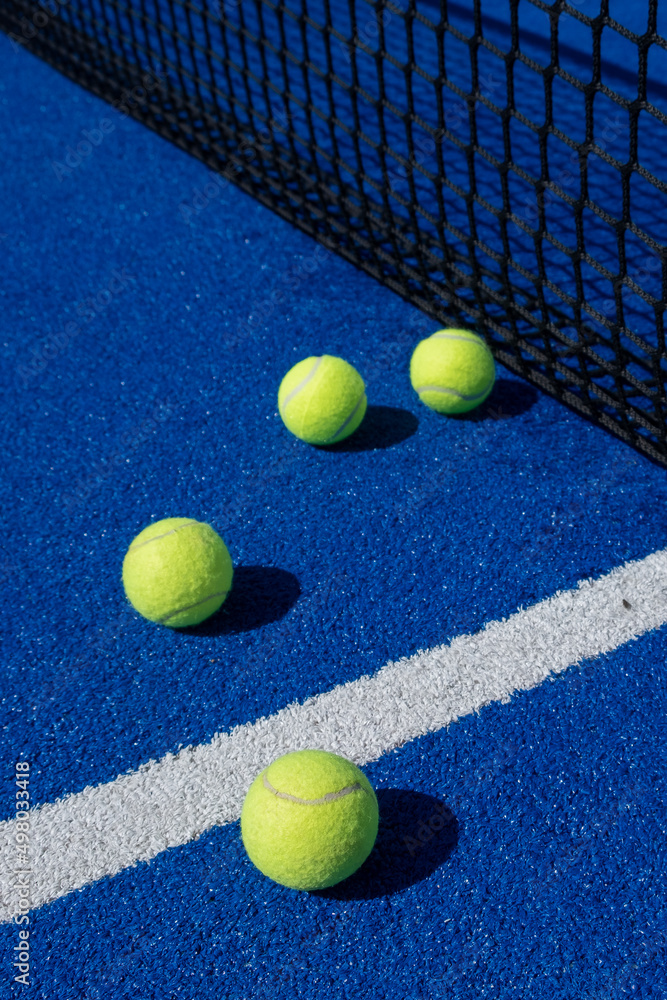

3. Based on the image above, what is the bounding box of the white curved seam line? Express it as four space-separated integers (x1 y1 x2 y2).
158 590 230 624
280 356 323 412
417 384 493 402
431 332 491 351
324 391 366 443
127 521 199 553
262 774 364 805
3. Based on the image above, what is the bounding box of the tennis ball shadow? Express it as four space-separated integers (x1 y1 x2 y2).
450 377 539 423
322 405 418 452
315 789 459 900
178 566 301 636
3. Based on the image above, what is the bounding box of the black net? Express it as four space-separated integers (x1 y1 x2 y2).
3 0 667 462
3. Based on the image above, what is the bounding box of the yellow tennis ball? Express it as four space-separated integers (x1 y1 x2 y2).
122 517 233 627
278 355 367 445
410 328 496 414
241 749 379 890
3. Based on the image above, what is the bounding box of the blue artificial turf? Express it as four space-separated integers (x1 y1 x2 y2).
1 628 665 998
1 25 666 999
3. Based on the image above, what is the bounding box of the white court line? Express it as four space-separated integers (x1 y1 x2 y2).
2 549 667 921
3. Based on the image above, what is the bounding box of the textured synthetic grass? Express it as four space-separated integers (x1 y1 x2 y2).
1 34 666 999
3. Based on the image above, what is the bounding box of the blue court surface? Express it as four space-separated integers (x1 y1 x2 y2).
1 8 666 999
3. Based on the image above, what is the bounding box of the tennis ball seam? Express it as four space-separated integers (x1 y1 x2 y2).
278 355 366 444
323 390 366 444
431 331 489 345
279 356 323 416
410 329 496 415
159 588 231 625
126 519 199 554
122 518 233 628
415 382 493 402
263 773 364 805
242 750 379 889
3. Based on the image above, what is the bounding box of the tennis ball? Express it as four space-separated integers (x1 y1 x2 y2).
122 517 233 627
410 328 496 414
241 749 379 890
278 355 367 445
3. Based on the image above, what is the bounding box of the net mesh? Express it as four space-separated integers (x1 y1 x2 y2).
3 0 667 462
